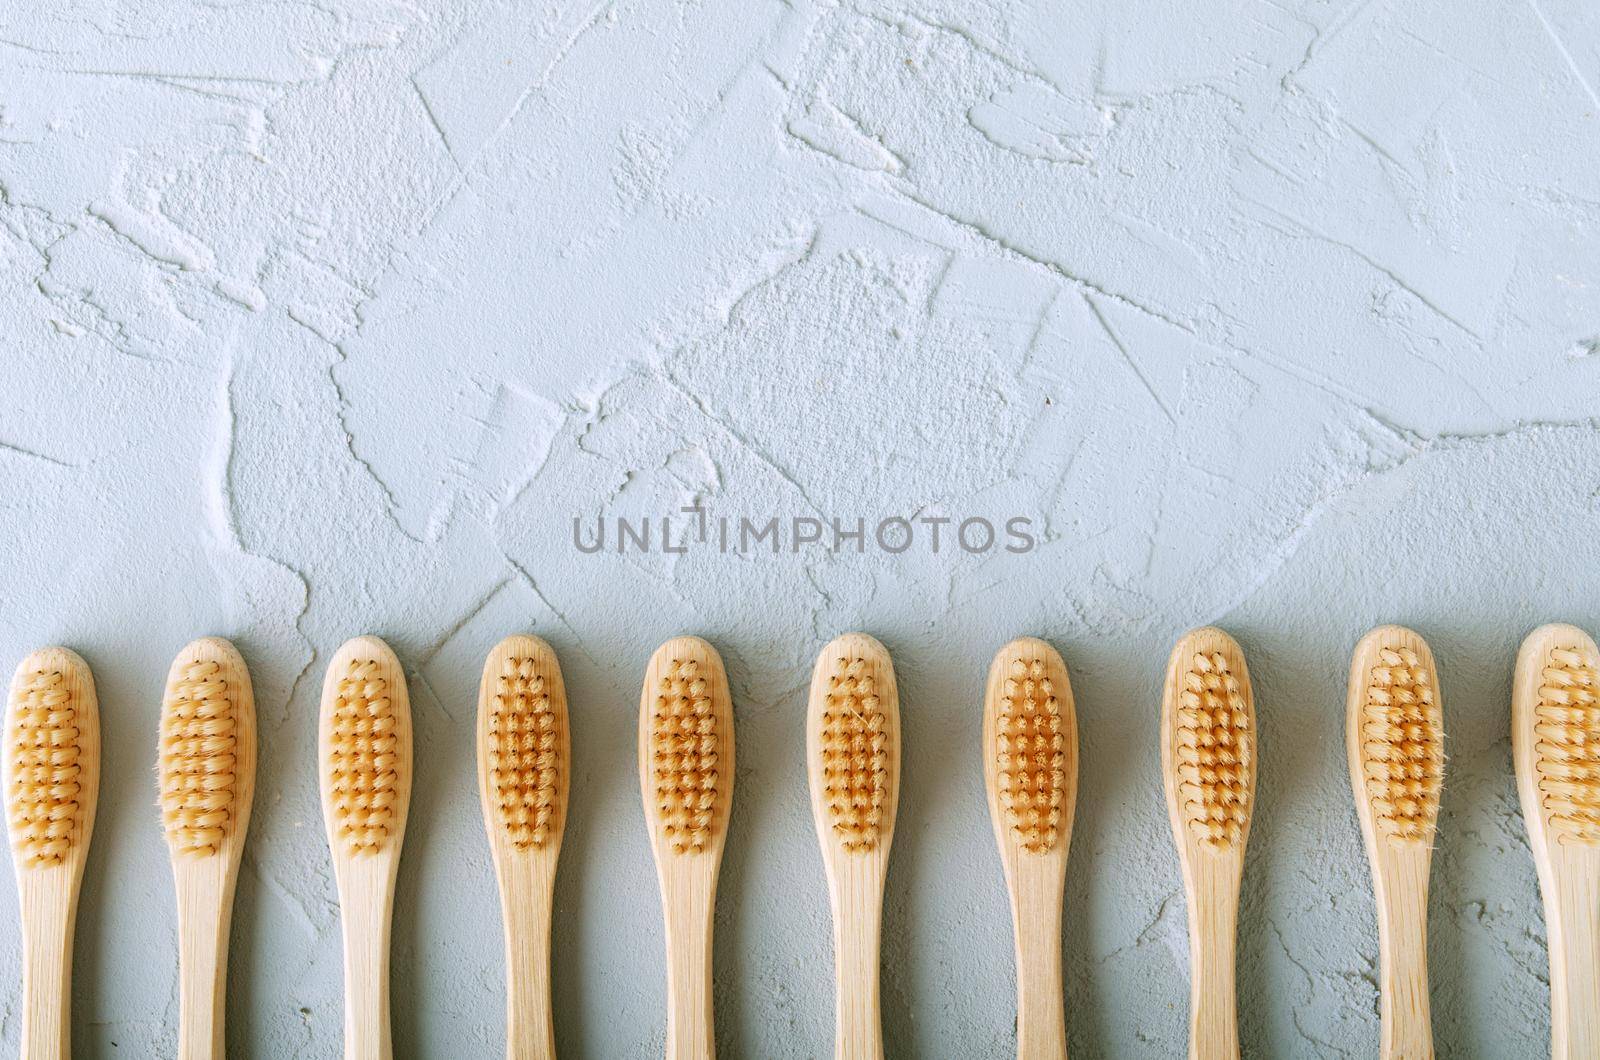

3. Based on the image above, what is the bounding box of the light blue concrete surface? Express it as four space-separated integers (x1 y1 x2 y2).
1 0 1598 1055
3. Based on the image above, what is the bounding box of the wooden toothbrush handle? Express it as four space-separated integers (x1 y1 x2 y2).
20 928 70 1060
500 865 557 1060
18 875 75 1060
1550 868 1600 1060
339 874 396 1060
175 870 232 1060
830 872 885 1060
1374 850 1433 1060
1012 873 1066 1060
1186 860 1240 1060
662 879 716 1060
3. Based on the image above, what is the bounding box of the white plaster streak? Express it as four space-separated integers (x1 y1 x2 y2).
87 199 216 272
660 369 827 516
504 556 593 663
876 193 1198 335
245 855 322 939
1083 292 1177 426
412 0 613 237
1248 199 1482 340
419 576 512 667
0 439 77 470
326 342 427 545
411 75 460 168
209 355 242 550
1290 0 1382 77
1527 0 1600 110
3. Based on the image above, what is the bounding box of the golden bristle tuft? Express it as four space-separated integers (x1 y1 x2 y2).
159 658 238 857
1359 645 1443 842
6 666 84 868
328 657 401 856
996 657 1066 853
1175 650 1253 848
651 657 721 855
488 655 561 849
819 657 889 852
1532 643 1600 845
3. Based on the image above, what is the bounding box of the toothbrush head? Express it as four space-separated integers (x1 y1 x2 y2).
483 636 567 851
322 637 411 858
1165 628 1255 853
1351 627 1443 846
159 639 251 858
1526 631 1600 845
812 636 899 854
993 645 1071 854
6 649 96 870
643 638 734 858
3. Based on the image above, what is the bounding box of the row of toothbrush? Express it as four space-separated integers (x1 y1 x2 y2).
2 622 1595 1060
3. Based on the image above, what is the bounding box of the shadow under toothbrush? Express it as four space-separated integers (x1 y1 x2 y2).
227 633 318 1060
1229 628 1287 1058
877 634 965 1060
708 649 797 1059
1422 629 1514 1060
546 637 613 1060
1059 633 1146 1060
226 851 266 1060
386 662 443 1059
69 646 121 1059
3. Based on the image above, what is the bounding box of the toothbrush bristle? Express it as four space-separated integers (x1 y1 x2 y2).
1175 650 1253 848
651 658 721 855
1533 644 1600 845
488 655 561 849
996 657 1065 853
159 657 238 857
328 658 400 856
820 656 889 853
1360 646 1442 842
6 666 84 868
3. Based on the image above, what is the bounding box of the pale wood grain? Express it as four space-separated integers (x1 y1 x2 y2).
982 637 1075 1060
1514 623 1600 1060
477 634 569 1060
1161 627 1254 1060
807 633 899 1060
639 636 733 1060
5 648 99 1060
318 636 411 1060
1347 625 1439 1060
161 637 256 1060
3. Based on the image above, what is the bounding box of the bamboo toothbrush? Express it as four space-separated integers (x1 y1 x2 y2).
319 636 412 1060
806 633 900 1060
478 634 569 1060
1347 625 1443 1060
640 636 735 1060
984 637 1076 1060
158 637 256 1060
1161 627 1255 1060
5 648 99 1060
1514 623 1600 1059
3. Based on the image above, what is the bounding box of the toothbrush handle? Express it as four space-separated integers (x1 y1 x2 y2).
1186 858 1240 1060
338 863 396 1060
1549 863 1600 1060
500 862 557 1060
1012 871 1066 1060
174 869 232 1060
1374 847 1433 1060
830 868 885 1060
18 876 74 1060
662 877 716 1060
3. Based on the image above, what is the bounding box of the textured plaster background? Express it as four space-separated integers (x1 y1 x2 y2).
1 0 1598 1056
